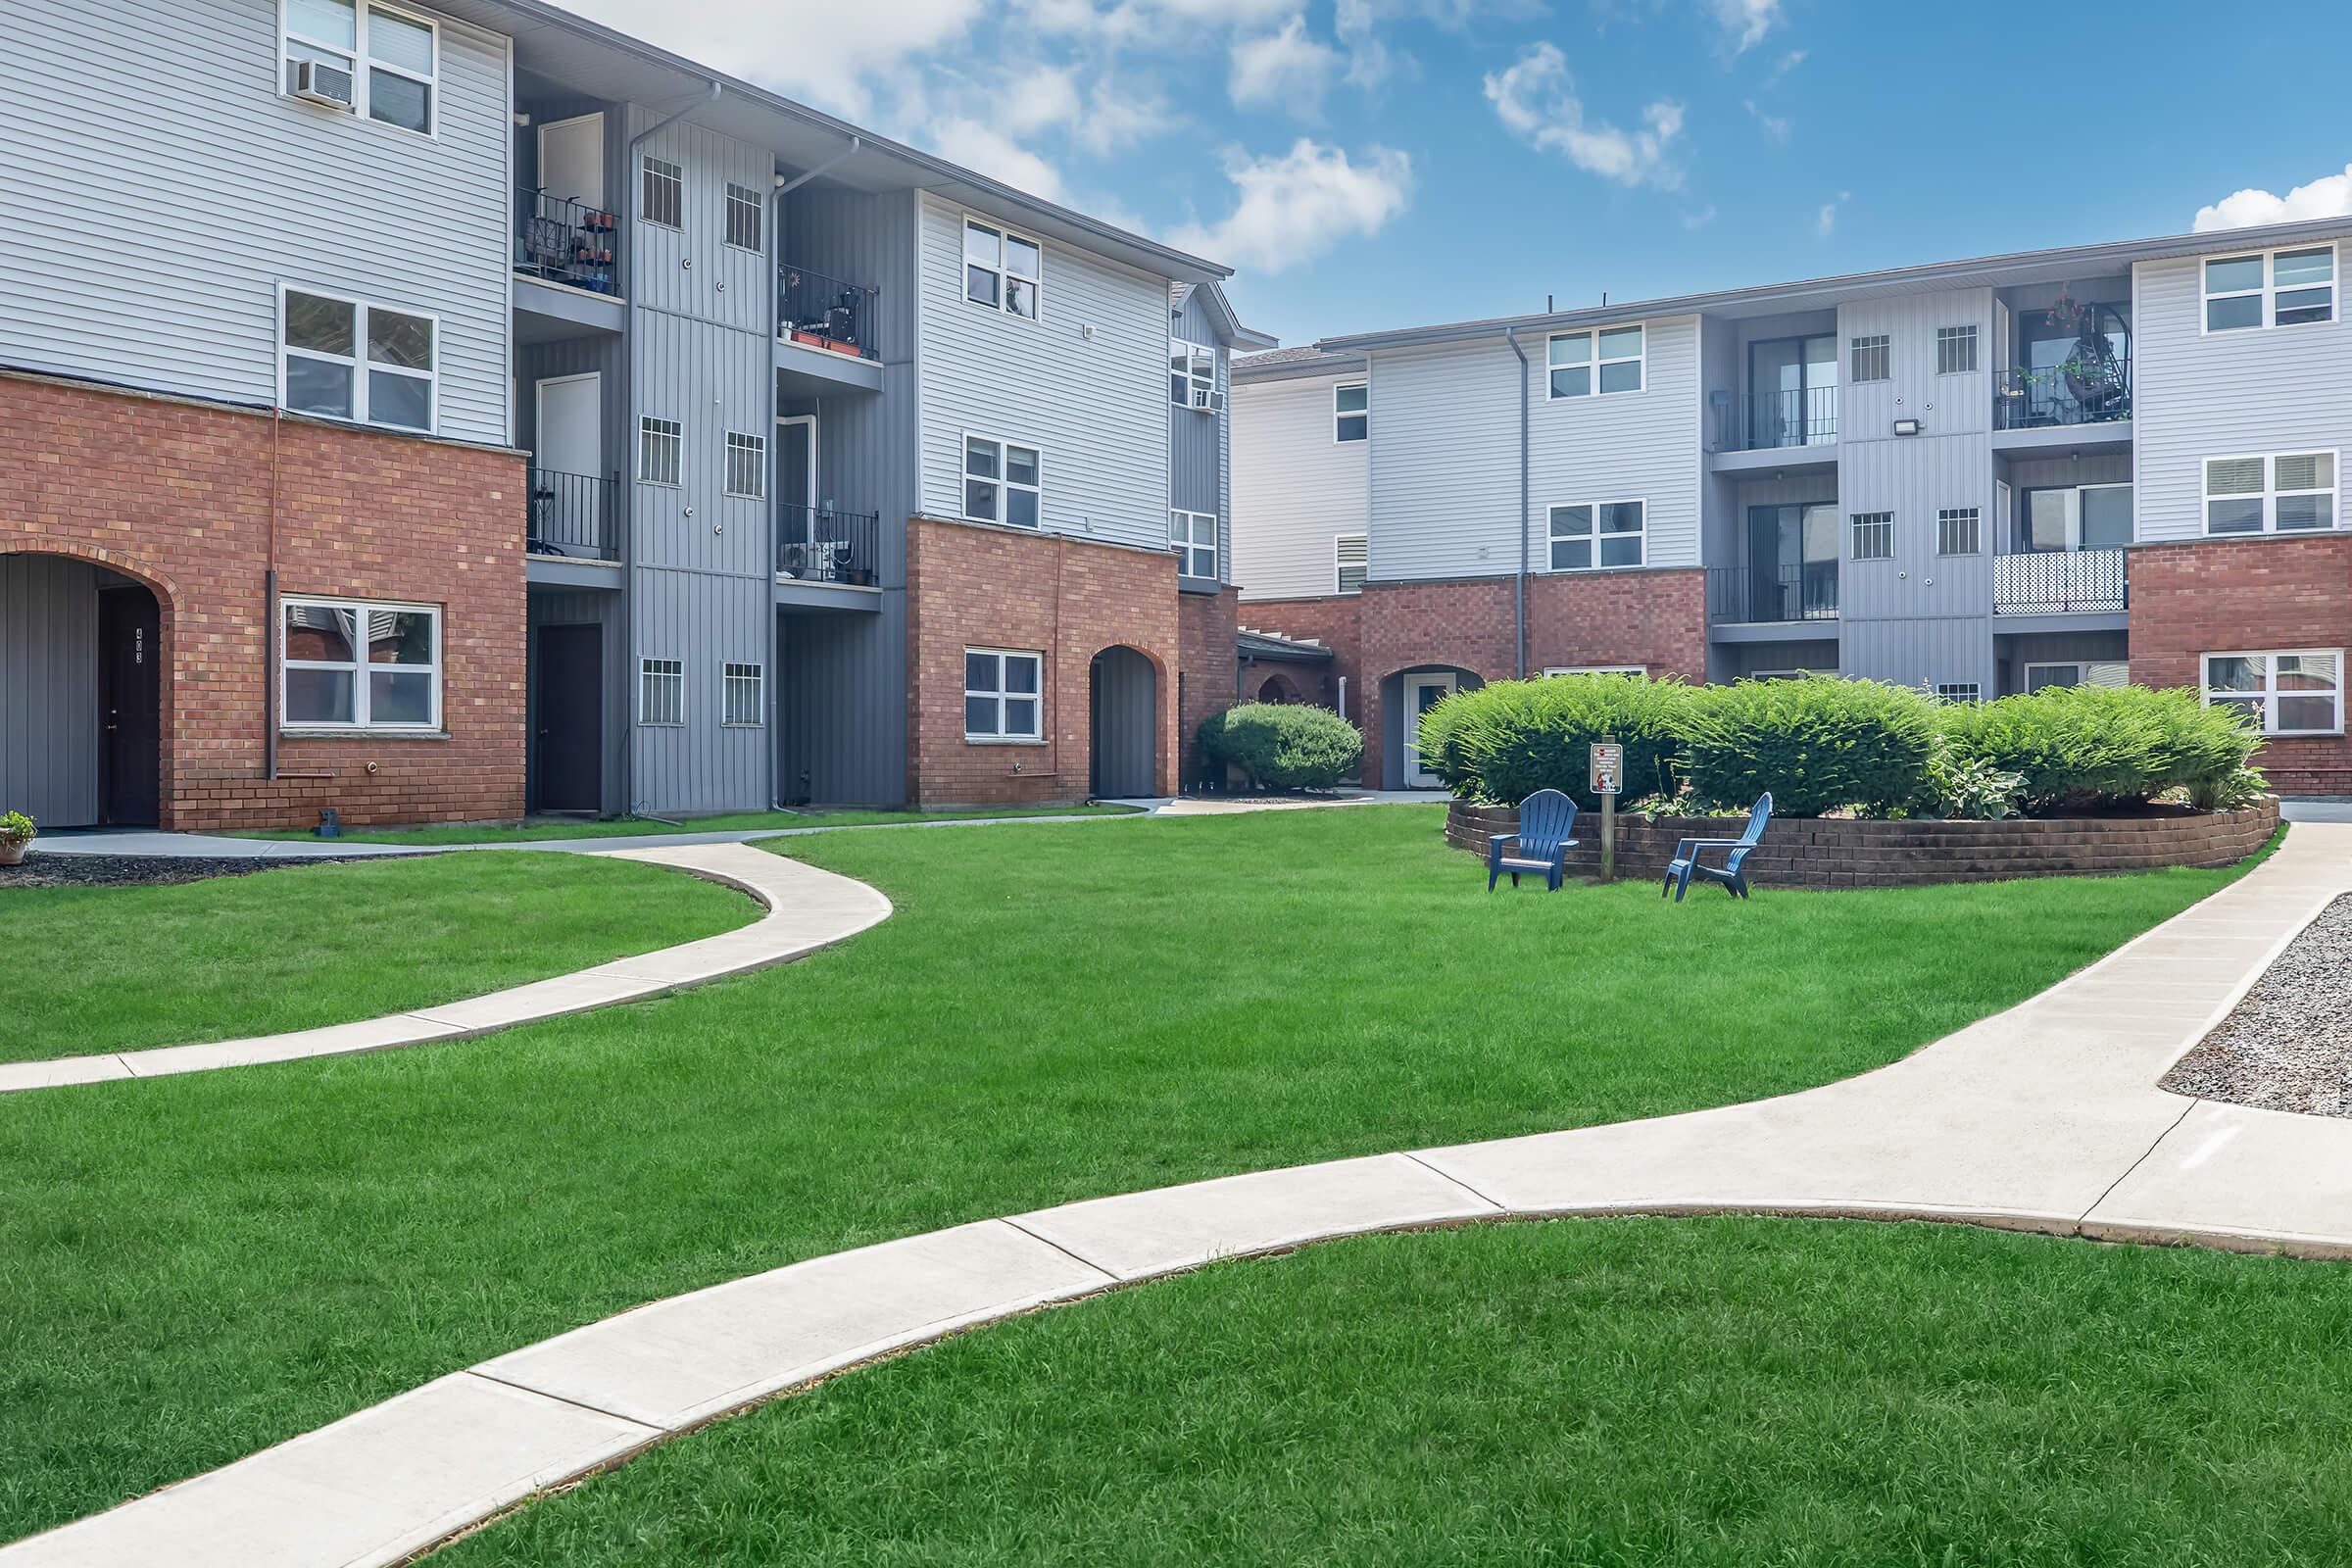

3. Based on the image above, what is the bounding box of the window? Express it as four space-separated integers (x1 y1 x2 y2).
2204 651 2343 736
2204 245 2336 331
639 658 685 725
963 219 1041 318
280 287 434 431
1335 534 1368 594
724 431 766 498
1546 325 1644 398
1936 324 1978 375
1850 334 1890 383
1850 511 1893 561
1171 510 1217 578
281 597 440 729
2204 451 2335 535
639 416 683 486
1933 683 1982 705
964 649 1043 741
641 156 683 229
962 435 1042 527
1170 338 1221 412
1334 382 1368 442
1544 665 1646 677
1548 500 1645 571
723 182 763 252
2025 661 2129 692
721 662 763 726
2019 484 2134 551
282 0 435 133
1936 507 1981 556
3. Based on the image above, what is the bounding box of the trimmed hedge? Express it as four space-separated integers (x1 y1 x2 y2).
1937 684 2261 814
1418 672 1692 811
1681 676 1940 817
1198 703 1363 791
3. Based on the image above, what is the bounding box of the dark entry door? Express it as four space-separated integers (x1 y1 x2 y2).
98 587 161 825
536 624 603 812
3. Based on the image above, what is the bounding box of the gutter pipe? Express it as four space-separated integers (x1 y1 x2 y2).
1504 326 1529 679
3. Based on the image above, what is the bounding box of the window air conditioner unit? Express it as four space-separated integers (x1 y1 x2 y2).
291 58 356 109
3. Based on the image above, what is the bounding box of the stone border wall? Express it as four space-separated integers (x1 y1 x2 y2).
1446 798 2280 888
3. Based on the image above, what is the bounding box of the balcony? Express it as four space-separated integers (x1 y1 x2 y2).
1715 386 1838 452
778 264 878 361
1708 564 1838 625
1993 355 2132 430
776 503 879 588
525 467 619 563
514 187 618 295
1993 549 2128 615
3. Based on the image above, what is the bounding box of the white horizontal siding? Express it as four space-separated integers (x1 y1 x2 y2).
1230 370 1367 600
1366 338 1518 581
1525 314 1702 572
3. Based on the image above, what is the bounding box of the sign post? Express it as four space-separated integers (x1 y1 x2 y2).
1590 735 1624 884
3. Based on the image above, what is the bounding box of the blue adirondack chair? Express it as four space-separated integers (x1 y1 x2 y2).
1489 788 1579 892
1663 792 1773 903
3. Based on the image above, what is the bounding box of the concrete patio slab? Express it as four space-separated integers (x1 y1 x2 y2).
2083 1099 2352 1257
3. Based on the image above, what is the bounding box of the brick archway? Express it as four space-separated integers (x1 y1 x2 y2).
0 545 174 827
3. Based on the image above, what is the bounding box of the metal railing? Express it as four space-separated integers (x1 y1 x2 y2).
514 186 618 294
1992 548 2128 614
1707 564 1838 623
1714 386 1838 452
525 467 620 562
776 503 879 587
778 263 879 361
1993 354 2132 429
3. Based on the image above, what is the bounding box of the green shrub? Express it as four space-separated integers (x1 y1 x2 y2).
1200 703 1362 791
1681 678 1940 817
0 810 31 846
1415 672 1692 808
1924 747 2026 820
1936 684 2261 814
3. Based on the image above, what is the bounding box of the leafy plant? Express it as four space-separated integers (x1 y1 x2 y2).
1415 672 1693 808
2185 761 2271 812
1926 747 2027 820
1936 685 2260 815
1680 677 1940 817
0 810 32 847
1198 703 1362 791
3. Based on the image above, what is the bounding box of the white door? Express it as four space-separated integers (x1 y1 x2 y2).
532 373 603 554
1402 672 1457 787
537 114 604 209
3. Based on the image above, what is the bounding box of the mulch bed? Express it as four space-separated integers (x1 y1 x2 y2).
2162 894 2352 1118
0 854 375 890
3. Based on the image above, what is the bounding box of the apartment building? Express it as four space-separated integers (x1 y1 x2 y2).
1233 220 2352 795
0 0 1262 830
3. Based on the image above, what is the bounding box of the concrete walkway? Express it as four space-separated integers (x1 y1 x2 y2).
9 825 2351 1568
0 844 890 1095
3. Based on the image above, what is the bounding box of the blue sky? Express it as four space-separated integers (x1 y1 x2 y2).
569 0 2352 348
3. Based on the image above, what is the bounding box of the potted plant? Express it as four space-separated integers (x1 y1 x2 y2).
0 810 34 866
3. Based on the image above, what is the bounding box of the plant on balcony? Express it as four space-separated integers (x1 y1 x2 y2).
1416 672 1692 810
1936 685 2260 815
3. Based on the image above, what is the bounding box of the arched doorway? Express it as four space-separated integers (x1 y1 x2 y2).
1255 671 1303 705
1089 645 1158 798
0 553 163 826
1379 664 1484 791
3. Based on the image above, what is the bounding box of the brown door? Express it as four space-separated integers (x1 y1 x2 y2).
98 587 160 825
535 623 603 812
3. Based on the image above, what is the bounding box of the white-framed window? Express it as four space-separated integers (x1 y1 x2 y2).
963 218 1041 319
1850 511 1893 561
721 662 764 726
1334 382 1368 442
962 434 1041 527
1933 682 1982 705
1543 665 1646 677
639 658 685 725
282 0 436 134
639 416 683 486
2024 661 2129 692
1170 338 1222 412
723 182 763 252
1548 500 1645 571
1936 507 1982 556
279 285 435 432
724 430 766 498
964 648 1043 741
2203 245 2336 332
1850 333 1890 383
1936 324 1978 374
1545 324 1644 399
2204 651 2343 736
281 596 440 730
1171 510 1217 578
640 156 683 229
2204 451 2336 535
1335 533 1368 594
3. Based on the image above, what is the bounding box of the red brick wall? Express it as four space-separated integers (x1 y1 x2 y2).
905 517 1181 805
1527 568 1706 682
2131 535 2352 795
1238 593 1362 722
0 373 525 830
1177 585 1239 786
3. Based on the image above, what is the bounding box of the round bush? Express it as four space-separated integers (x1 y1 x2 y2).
1681 677 1938 817
1199 703 1363 791
1416 673 1691 808
1936 684 2261 814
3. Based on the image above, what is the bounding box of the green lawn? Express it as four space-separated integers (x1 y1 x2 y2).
0 855 754 1062
439 1216 2352 1567
227 803 1139 846
0 808 2267 1544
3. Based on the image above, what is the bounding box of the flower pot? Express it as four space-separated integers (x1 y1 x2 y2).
0 838 29 866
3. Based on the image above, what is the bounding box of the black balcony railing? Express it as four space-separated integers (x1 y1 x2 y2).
1994 354 2132 429
1992 548 2128 614
525 467 620 562
514 186 619 294
1715 386 1838 451
1707 564 1838 623
776 503 879 587
779 264 879 361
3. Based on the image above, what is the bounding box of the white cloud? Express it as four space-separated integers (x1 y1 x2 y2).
1485 42 1685 190
555 0 981 118
1334 0 1392 88
1707 0 1782 52
927 117 1071 203
1742 98 1788 142
1078 75 1181 153
1229 16 1341 117
2194 164 2352 232
1763 46 1806 84
1682 205 1717 229
1815 188 1848 237
1169 138 1413 271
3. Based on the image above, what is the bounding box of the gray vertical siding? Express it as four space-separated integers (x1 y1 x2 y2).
0 556 102 826
526 588 626 814
1231 368 1368 599
1169 289 1227 555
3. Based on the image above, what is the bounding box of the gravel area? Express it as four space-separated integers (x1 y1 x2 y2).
0 854 371 890
2162 894 2352 1118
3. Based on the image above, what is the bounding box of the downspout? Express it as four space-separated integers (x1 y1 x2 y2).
1504 326 1530 679
265 407 282 782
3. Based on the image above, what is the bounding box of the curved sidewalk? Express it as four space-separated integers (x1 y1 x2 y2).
0 844 891 1095
8 825 2352 1568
